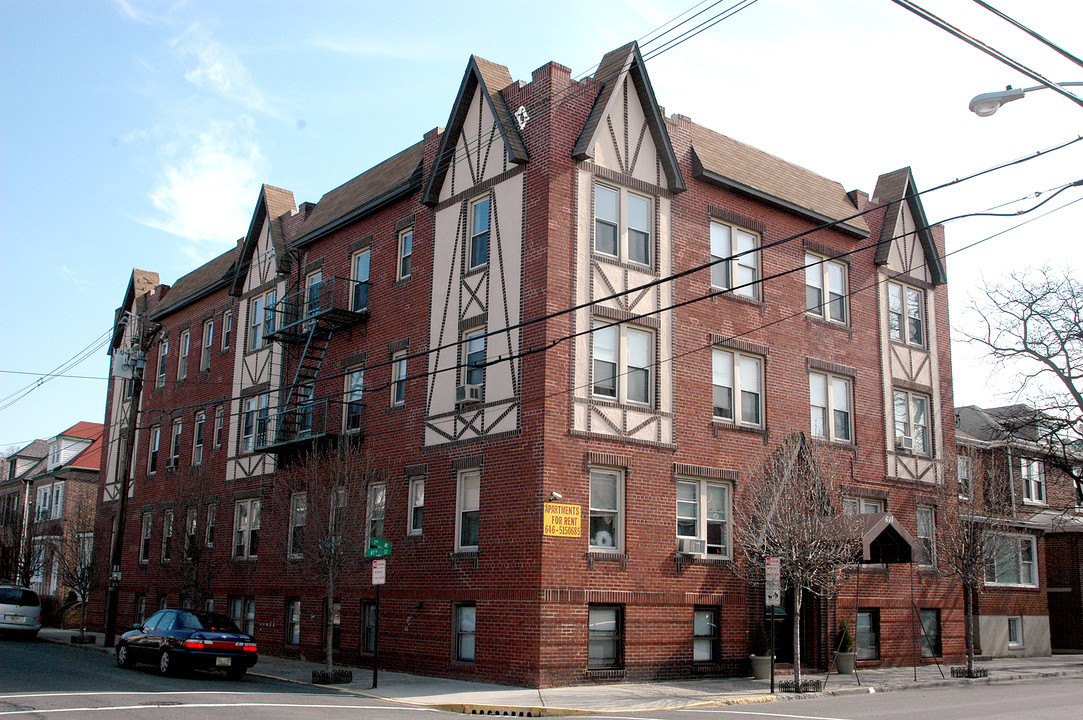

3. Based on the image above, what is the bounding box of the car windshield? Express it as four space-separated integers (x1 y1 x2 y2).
176 611 242 633
0 587 39 606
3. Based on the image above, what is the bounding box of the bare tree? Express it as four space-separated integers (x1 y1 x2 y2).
276 436 374 677
964 266 1083 487
56 492 98 640
159 467 227 609
733 432 863 689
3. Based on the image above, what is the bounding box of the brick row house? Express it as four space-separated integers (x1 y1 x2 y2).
91 43 968 685
955 404 1083 655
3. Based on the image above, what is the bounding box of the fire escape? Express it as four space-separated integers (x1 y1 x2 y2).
256 276 369 454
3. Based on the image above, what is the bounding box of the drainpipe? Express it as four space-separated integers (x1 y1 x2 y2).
18 477 32 586
1006 444 1017 516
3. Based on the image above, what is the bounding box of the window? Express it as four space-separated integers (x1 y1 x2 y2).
1007 616 1023 648
398 228 413 280
712 349 762 426
241 395 269 453
588 605 623 669
205 503 216 548
856 609 879 660
134 594 146 625
168 419 182 467
200 320 213 371
35 486 50 522
589 468 622 551
592 321 652 405
675 479 731 557
916 506 935 567
408 477 424 535
693 607 719 662
888 282 925 347
148 426 160 474
352 248 370 311
184 507 197 560
286 599 301 645
50 482 65 520
810 372 851 442
958 455 972 499
920 609 942 658
985 534 1038 587
213 406 224 449
1020 458 1045 504
456 603 476 662
161 509 174 562
331 487 347 543
469 196 490 269
296 383 314 437
362 601 377 653
594 184 652 266
843 497 884 515
233 499 260 560
329 601 341 649
456 470 480 551
156 339 168 388
192 412 205 466
305 271 323 320
288 492 306 559
463 329 486 387
249 296 265 350
391 352 407 406
178 330 190 380
230 597 255 636
140 512 152 563
893 390 930 455
710 220 760 299
806 254 847 322
367 482 386 545
222 310 232 350
343 368 364 432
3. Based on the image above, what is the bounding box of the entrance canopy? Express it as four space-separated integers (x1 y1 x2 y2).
859 512 916 564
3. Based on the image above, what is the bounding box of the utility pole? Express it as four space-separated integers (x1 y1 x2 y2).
103 314 157 647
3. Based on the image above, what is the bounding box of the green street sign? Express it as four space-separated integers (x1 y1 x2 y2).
370 537 392 551
365 546 391 558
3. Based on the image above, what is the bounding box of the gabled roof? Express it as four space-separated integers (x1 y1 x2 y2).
859 512 916 564
1 439 48 485
296 142 425 246
229 184 297 294
57 422 103 473
573 42 685 193
690 123 869 238
956 404 1047 444
872 167 946 284
57 422 103 441
151 244 240 320
111 269 159 351
422 56 528 205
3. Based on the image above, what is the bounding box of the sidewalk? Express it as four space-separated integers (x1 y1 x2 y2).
37 628 1083 716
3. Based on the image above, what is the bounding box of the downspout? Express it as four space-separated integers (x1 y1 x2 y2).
19 477 32 585
1006 444 1017 516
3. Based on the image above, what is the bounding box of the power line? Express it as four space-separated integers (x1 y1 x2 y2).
972 0 1083 70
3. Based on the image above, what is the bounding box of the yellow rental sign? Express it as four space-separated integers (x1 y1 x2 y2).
543 502 582 537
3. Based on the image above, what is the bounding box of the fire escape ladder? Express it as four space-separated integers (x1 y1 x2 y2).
282 321 333 414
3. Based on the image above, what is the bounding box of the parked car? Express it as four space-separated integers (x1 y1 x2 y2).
0 586 42 639
116 609 258 679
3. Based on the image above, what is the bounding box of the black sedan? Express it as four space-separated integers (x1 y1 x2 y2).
117 609 258 679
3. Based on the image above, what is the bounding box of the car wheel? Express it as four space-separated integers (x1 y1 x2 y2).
226 666 247 681
117 644 133 668
158 650 173 676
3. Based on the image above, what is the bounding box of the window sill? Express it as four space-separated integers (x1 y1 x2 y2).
710 288 762 307
591 252 656 275
711 420 765 437
807 313 850 331
1021 500 1047 507
586 551 627 569
464 264 488 278
810 436 856 451
585 668 625 679
675 554 732 570
449 550 479 569
889 339 927 352
394 276 411 287
984 582 1039 590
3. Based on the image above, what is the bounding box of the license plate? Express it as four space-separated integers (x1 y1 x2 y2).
216 657 231 667
6 615 26 623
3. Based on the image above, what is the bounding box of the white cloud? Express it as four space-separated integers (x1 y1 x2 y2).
314 38 438 61
141 119 267 249
174 25 271 113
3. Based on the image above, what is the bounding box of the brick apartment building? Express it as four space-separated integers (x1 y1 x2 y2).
91 42 968 686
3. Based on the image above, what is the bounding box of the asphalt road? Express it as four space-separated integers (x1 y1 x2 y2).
0 636 445 719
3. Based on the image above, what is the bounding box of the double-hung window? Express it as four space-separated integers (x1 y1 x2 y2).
712 349 762 426
352 249 370 311
693 607 719 662
456 470 480 551
594 184 652 266
192 412 205 466
456 603 476 662
50 482 64 519
367 482 386 545
242 398 256 453
843 497 883 515
344 368 364 432
916 506 935 567
213 406 224 449
408 477 424 535
288 492 305 559
156 339 168 388
805 253 847 323
920 609 942 657
709 220 759 299
168 419 182 468
463 330 486 388
888 282 925 347
205 503 216 548
178 330 190 380
286 599 301 645
139 512 152 563
35 487 50 522
588 605 623 669
589 468 622 551
249 296 265 350
398 228 413 280
184 507 197 560
304 272 323 320
893 390 930 455
957 455 972 499
200 320 213 371
985 534 1038 587
148 426 160 473
233 499 260 560
809 372 851 442
391 352 407 406
222 310 232 351
1020 458 1045 504
161 509 174 562
469 197 490 270
675 479 731 557
592 321 652 405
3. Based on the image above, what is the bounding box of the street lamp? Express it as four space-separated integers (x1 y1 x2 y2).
969 82 1083 117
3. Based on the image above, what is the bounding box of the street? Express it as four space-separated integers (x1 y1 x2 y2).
0 637 443 719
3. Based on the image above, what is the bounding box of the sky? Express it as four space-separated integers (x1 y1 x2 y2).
1 0 1081 450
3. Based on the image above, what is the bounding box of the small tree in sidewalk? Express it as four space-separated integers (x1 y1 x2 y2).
733 432 863 689
159 467 227 610
56 492 98 640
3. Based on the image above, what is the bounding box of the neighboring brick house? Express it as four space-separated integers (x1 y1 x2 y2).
92 42 966 686
1 439 48 583
955 404 1083 656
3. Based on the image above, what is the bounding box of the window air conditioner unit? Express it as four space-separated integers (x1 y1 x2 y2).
898 436 914 451
455 384 483 404
678 537 706 555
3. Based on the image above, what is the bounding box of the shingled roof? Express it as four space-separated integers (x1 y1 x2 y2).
690 123 868 238
151 244 239 319
298 141 425 245
872 167 946 284
230 184 297 295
